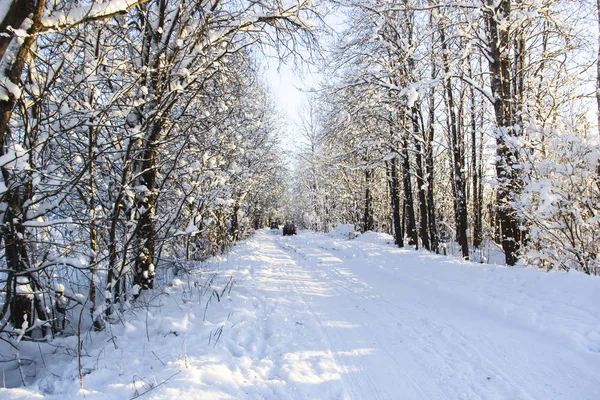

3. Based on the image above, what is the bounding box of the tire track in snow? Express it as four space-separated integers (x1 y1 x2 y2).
274 233 596 400
284 242 482 399
275 237 446 399
228 235 350 399
272 245 386 400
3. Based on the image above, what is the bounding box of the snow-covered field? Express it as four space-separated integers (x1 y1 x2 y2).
3 228 600 399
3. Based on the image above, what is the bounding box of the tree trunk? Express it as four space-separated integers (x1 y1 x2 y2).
363 169 375 232
412 107 430 251
426 48 439 253
0 0 48 335
401 135 418 247
87 27 103 330
486 0 524 266
88 124 102 330
0 0 43 143
132 123 160 292
469 57 483 249
230 201 240 241
388 157 403 247
131 3 168 294
105 139 136 316
439 22 469 260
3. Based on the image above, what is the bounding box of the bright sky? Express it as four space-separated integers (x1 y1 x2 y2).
263 56 313 154
261 5 346 154
265 61 306 124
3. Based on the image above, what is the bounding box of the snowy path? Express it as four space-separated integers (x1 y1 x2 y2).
264 231 600 399
5 229 600 399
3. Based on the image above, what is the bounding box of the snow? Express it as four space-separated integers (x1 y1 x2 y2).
327 223 357 240
15 277 33 297
0 145 29 171
41 0 142 30
3 229 600 399
405 85 419 108
0 77 23 100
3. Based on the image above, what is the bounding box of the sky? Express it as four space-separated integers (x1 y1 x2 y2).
263 55 314 154
261 3 347 155
265 60 307 125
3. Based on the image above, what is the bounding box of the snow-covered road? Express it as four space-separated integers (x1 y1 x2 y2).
5 228 600 399
237 229 600 400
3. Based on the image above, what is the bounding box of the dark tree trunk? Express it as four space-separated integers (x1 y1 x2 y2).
230 201 240 241
88 124 102 330
0 0 43 153
133 123 160 292
486 0 524 266
388 157 403 247
9 289 32 331
401 135 418 247
469 57 483 249
0 0 48 334
131 3 168 293
412 107 430 251
426 53 439 253
87 28 103 330
401 1 418 249
363 169 375 232
439 22 469 260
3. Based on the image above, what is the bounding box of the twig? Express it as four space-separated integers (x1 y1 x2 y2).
201 273 217 297
129 371 181 400
95 347 105 370
220 276 233 299
0 335 18 350
38 343 47 368
227 277 235 296
213 325 223 348
203 291 214 321
151 351 165 366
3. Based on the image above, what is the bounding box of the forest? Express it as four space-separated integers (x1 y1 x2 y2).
292 0 600 274
0 0 599 384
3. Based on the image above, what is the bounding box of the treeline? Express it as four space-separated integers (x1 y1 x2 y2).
293 0 600 275
0 0 315 341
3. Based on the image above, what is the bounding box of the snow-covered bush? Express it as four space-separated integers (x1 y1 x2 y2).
328 224 359 240
517 123 600 275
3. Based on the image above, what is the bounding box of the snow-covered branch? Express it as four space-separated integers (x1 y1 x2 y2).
41 0 149 31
